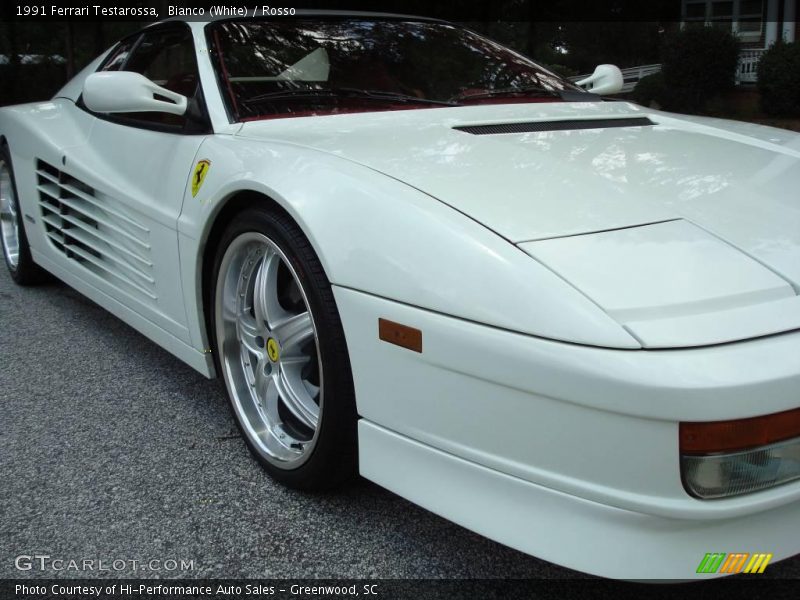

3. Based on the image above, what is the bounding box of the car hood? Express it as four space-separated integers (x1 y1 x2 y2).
238 101 800 347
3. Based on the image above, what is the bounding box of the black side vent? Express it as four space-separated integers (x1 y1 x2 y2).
454 117 654 135
35 159 155 302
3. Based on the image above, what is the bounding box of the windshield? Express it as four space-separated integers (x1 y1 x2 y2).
207 18 585 121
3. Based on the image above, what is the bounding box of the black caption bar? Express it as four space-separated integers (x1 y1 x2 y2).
0 0 685 23
3 579 800 600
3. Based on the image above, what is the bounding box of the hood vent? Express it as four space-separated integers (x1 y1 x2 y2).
454 117 654 135
35 159 156 302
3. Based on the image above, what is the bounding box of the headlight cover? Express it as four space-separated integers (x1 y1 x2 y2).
682 437 800 499
680 408 800 499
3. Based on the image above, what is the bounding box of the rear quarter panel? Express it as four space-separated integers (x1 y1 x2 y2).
0 99 96 256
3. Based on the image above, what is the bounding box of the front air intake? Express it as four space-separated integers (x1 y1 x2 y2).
454 117 654 135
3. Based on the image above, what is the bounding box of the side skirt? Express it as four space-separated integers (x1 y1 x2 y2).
32 250 215 377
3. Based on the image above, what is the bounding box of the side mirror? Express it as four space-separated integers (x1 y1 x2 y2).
575 64 624 95
83 71 188 116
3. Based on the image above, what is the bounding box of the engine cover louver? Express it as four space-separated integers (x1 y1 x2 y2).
454 117 654 135
35 160 156 302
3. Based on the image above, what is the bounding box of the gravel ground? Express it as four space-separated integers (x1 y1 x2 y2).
1 267 798 582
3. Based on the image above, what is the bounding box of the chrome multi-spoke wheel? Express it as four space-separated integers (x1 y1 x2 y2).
0 158 20 270
212 208 358 489
216 232 323 468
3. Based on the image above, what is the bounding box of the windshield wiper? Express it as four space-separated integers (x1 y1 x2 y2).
243 87 458 107
450 85 592 103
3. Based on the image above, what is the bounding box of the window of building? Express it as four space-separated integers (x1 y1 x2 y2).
682 0 763 38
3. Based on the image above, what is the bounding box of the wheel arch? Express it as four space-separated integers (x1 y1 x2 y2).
197 188 318 369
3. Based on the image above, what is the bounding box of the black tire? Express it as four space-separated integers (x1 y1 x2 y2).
0 143 49 285
209 206 358 491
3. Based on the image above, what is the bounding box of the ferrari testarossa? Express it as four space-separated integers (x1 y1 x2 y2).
1 12 799 579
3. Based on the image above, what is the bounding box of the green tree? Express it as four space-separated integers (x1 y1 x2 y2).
660 26 740 112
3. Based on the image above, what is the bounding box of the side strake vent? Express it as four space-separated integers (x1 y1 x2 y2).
35 160 156 302
454 117 654 135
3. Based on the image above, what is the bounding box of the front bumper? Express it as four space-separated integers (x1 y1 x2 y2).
334 286 800 578
360 420 800 579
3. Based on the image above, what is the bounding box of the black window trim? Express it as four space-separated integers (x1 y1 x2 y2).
79 22 212 136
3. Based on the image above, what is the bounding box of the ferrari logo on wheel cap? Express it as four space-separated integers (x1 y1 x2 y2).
266 338 280 362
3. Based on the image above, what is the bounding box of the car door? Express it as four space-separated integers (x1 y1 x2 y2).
50 24 210 345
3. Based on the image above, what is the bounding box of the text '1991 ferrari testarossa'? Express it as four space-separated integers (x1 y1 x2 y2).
1 12 799 579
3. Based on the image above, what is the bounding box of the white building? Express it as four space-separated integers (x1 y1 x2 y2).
682 0 798 82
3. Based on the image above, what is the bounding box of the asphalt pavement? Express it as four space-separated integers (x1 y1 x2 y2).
1 267 798 581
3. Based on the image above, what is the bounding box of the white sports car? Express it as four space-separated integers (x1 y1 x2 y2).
1 12 799 579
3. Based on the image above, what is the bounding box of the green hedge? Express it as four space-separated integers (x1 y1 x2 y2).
757 41 800 117
659 27 740 112
631 72 667 107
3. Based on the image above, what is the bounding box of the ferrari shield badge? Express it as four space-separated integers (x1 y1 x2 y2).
191 159 211 197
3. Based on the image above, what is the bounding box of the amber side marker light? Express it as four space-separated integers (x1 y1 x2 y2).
680 407 800 499
378 318 422 353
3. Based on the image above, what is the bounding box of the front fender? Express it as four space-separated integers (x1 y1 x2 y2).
177 136 639 354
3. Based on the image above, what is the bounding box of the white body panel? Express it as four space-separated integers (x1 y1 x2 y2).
521 219 799 347
177 135 639 350
338 287 800 578
1 17 799 579
0 99 212 373
335 287 800 511
237 101 800 256
360 421 800 580
235 101 800 348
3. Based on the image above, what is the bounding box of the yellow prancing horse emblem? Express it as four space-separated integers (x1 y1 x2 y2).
267 338 280 362
191 159 211 197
